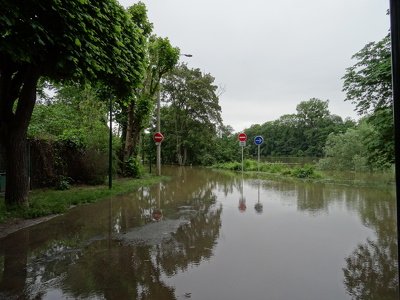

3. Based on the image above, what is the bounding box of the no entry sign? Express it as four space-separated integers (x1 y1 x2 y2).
238 133 247 141
153 132 164 143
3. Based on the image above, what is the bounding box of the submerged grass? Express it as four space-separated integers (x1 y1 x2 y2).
212 159 395 189
0 174 170 223
212 159 324 179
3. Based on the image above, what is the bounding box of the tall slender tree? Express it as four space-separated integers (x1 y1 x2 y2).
161 63 222 165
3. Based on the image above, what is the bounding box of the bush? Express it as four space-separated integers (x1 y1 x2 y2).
290 164 322 179
124 157 145 178
54 176 72 190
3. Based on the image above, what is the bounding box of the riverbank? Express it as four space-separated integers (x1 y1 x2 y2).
0 174 170 237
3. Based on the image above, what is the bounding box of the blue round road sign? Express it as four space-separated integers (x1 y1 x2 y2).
254 136 263 145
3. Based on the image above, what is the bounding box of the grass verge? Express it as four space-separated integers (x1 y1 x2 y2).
0 174 170 223
212 159 324 179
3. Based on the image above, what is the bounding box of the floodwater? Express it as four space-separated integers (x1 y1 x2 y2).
0 166 398 300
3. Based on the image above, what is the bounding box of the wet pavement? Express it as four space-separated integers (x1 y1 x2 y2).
0 166 398 299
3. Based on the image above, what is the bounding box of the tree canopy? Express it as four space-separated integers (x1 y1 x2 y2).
342 34 392 115
160 63 222 165
342 33 394 168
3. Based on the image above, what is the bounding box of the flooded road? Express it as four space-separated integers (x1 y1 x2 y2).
0 166 398 299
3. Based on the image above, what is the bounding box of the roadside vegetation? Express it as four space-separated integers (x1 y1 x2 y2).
212 160 323 179
0 175 169 223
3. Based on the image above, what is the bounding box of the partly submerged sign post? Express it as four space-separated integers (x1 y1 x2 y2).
153 132 164 176
254 136 264 173
238 133 247 172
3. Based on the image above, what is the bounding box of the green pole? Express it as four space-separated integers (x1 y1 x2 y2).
149 133 152 173
109 95 113 189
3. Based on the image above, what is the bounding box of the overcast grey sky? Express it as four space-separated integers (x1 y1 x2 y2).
119 0 390 132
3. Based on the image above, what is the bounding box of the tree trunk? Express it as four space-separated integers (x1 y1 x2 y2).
182 147 187 166
0 65 39 206
131 120 142 158
123 100 135 163
3 130 30 206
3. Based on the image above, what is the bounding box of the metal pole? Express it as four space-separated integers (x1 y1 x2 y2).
389 0 400 289
156 92 161 176
241 145 244 173
258 144 260 173
109 95 113 189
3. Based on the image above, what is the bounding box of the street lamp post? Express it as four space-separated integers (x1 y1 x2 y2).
156 91 161 176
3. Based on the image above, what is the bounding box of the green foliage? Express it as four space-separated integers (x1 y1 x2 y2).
56 129 87 149
28 84 117 187
0 176 168 221
340 33 393 169
290 164 318 178
243 98 356 158
342 34 392 115
316 123 372 171
1 0 146 91
160 63 222 166
124 157 145 178
213 160 323 179
363 108 394 169
1 0 147 205
54 176 72 191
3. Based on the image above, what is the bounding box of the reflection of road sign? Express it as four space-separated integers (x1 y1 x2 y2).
238 133 247 141
239 141 246 147
153 209 163 221
254 136 263 145
153 132 164 143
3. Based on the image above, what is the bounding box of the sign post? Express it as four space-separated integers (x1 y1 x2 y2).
254 136 264 173
238 133 247 172
153 132 164 175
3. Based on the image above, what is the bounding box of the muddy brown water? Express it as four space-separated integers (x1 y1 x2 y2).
0 166 398 299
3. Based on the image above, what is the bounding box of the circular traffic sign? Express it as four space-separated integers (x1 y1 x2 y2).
254 136 264 145
238 133 247 141
153 132 164 143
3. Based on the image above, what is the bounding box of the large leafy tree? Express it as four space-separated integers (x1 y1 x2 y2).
161 63 222 165
0 0 145 205
342 33 394 167
342 34 392 114
122 35 180 163
117 2 180 167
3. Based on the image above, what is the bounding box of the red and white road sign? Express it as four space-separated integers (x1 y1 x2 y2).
153 132 164 143
238 133 247 141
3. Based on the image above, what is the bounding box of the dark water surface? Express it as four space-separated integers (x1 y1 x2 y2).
0 166 397 300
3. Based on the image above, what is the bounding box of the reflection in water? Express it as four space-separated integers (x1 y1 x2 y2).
342 190 398 299
254 177 263 214
152 182 163 221
238 171 246 212
0 166 398 299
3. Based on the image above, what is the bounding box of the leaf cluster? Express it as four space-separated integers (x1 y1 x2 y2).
1 0 146 96
342 34 392 115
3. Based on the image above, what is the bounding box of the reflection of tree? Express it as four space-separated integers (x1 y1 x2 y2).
296 184 327 214
343 189 398 300
62 241 177 300
0 230 29 299
156 204 222 276
343 238 398 300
